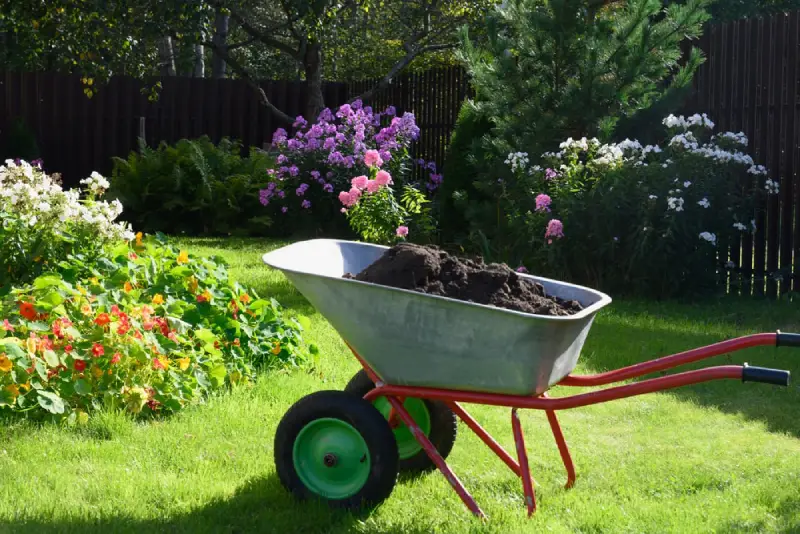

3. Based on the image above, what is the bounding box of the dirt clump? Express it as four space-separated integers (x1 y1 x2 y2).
343 242 584 316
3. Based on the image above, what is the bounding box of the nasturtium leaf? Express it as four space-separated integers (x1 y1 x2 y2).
1 342 24 359
34 275 63 289
74 379 91 396
43 350 59 368
26 321 49 332
195 329 215 343
37 391 65 414
35 360 48 381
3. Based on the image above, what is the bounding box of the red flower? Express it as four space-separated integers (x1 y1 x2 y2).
214 340 221 350
110 353 121 365
152 358 165 370
143 319 155 331
133 331 143 340
167 331 178 341
19 302 37 321
94 313 111 327
91 343 105 357
117 323 130 335
196 294 208 303
146 399 161 411
129 252 138 260
110 305 121 316
64 344 73 353
233 338 240 347
74 360 86 372
2 319 14 332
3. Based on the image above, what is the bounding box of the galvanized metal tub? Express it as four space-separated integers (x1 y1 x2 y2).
262 239 612 396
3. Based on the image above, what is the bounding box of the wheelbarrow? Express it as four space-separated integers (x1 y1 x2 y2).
262 239 798 519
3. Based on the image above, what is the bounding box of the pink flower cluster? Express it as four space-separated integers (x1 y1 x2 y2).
535 194 551 212
338 170 394 208
545 219 564 244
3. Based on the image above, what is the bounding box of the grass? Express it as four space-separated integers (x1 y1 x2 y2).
1 237 800 533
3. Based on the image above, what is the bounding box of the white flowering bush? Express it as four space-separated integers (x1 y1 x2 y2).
0 160 135 289
476 113 776 298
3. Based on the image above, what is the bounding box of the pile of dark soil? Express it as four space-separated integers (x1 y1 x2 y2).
343 243 584 316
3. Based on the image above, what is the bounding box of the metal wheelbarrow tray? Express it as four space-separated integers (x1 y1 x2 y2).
263 239 799 519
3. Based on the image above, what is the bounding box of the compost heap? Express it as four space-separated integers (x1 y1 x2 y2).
344 243 584 316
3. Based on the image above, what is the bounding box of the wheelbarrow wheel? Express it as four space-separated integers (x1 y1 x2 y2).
274 390 399 511
344 369 457 473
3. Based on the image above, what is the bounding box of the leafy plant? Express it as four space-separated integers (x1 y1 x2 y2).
482 113 775 298
108 136 275 237
0 160 134 291
0 233 310 421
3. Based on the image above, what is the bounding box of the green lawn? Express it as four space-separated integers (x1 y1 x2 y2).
1 237 799 533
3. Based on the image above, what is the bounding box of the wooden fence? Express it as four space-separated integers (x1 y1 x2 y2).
684 11 800 297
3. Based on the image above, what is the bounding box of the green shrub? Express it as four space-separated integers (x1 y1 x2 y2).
0 233 310 421
1 118 41 162
0 160 134 291
109 137 275 237
483 113 775 298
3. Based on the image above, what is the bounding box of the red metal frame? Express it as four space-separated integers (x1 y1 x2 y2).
349 333 780 518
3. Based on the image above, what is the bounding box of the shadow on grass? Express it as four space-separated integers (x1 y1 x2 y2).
575 303 800 439
2 475 431 534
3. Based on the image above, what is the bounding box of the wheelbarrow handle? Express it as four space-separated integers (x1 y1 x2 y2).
742 363 791 386
777 331 800 348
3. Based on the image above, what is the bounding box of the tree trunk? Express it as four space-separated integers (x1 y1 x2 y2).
158 37 177 76
304 42 324 121
212 8 229 78
193 44 205 77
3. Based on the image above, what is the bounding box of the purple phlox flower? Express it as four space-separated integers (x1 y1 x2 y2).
426 161 437 172
353 142 367 154
334 133 346 144
429 173 443 185
272 128 288 145
337 104 353 118
293 115 307 128
317 108 335 123
278 190 285 198
296 183 309 196
31 159 43 168
267 182 277 191
295 131 304 139
281 206 288 213
286 139 303 151
323 183 334 193
327 171 335 179
304 138 321 151
323 137 337 150
301 199 311 209
267 168 276 176
310 170 321 180
545 168 559 180
545 219 564 243
391 117 402 128
417 159 426 166
351 99 363 110
288 165 299 177
279 166 289 174
379 150 392 162
535 194 552 212
258 188 272 206
385 106 397 116
516 266 528 273
343 156 355 168
324 124 337 135
328 151 344 165
277 154 288 164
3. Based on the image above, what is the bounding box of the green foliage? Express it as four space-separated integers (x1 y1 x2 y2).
0 234 309 421
108 137 275 237
706 0 800 22
458 0 711 160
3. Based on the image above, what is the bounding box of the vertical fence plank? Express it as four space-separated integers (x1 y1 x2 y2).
787 12 800 292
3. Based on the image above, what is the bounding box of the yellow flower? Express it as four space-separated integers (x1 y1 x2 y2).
90 277 100 286
19 382 30 392
176 250 190 265
0 354 12 373
178 357 191 371
25 337 36 355
77 284 87 296
135 232 143 246
81 304 92 315
33 256 42 263
187 276 199 294
158 356 170 369
152 294 165 305
5 384 19 399
124 281 133 292
91 365 104 379
271 343 281 355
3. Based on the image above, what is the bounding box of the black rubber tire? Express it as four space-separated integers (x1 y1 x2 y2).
344 369 458 473
274 390 399 511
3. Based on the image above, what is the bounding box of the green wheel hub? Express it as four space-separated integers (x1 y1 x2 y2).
292 418 371 499
372 397 431 460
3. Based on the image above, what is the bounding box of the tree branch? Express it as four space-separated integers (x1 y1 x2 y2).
203 41 293 124
227 38 256 51
350 42 456 103
210 1 301 60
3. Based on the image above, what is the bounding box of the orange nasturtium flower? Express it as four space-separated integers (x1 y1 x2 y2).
271 343 282 355
152 294 165 305
239 293 251 304
124 281 134 292
19 302 37 320
0 354 12 373
135 232 143 247
176 250 190 265
187 276 199 294
5 384 19 399
91 365 104 379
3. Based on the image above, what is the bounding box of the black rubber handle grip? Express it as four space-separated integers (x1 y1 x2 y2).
742 364 791 386
777 331 800 348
